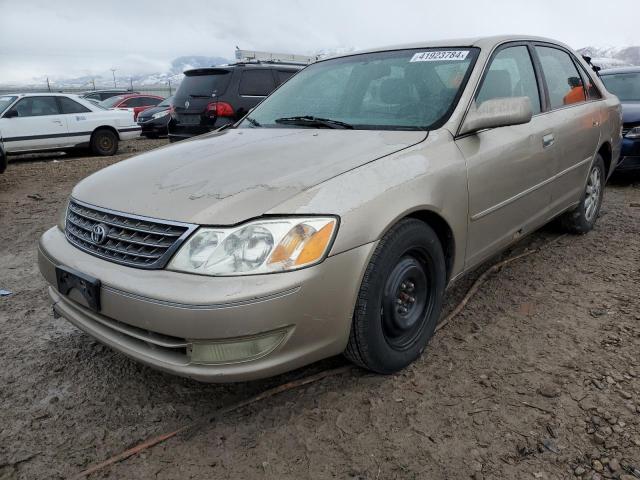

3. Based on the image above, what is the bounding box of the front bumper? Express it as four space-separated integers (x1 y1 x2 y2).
617 137 640 172
38 226 374 382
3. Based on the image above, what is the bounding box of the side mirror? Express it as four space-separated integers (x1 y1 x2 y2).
459 96 532 136
3 109 18 118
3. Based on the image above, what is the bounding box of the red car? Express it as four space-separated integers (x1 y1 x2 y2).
99 94 164 120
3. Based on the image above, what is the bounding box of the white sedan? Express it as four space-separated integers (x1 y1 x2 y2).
0 93 140 161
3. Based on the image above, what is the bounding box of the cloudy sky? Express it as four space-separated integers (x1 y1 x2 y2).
0 0 637 85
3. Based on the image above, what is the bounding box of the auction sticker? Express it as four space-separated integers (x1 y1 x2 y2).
410 50 469 62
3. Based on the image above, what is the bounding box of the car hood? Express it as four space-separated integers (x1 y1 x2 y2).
72 128 427 225
621 101 640 124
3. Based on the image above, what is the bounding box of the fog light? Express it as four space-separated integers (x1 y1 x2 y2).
188 329 288 365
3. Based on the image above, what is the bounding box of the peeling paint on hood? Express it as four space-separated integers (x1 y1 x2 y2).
72 128 427 225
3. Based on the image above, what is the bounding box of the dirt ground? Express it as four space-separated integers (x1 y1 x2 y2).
1 138 639 480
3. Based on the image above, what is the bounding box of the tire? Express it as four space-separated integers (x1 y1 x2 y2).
344 218 446 374
90 128 118 156
0 148 6 174
559 154 605 234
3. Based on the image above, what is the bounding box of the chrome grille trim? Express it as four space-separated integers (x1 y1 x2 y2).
65 198 198 269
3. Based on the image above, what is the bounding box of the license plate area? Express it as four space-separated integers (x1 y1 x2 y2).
55 265 101 311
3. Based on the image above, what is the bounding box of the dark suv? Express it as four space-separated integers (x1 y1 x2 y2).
168 63 302 141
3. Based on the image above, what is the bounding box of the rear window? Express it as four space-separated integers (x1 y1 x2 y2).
100 95 126 108
601 72 640 102
0 95 17 114
175 70 231 99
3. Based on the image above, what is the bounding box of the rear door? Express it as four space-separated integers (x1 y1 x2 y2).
532 45 601 214
0 96 68 152
235 68 277 118
57 96 94 146
456 43 554 268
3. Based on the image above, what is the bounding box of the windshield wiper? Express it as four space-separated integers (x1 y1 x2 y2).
274 115 354 129
244 116 261 127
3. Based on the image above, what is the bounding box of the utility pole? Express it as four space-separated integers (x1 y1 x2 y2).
110 68 117 88
130 77 133 91
92 78 96 90
167 78 172 96
46 77 51 92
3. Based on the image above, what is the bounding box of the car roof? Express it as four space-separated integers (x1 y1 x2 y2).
183 63 304 75
1 92 84 98
599 66 640 75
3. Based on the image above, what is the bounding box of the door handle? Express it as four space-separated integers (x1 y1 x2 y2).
542 133 555 148
51 119 63 124
592 120 600 127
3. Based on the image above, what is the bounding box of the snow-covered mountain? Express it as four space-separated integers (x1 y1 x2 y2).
0 55 231 90
577 46 640 69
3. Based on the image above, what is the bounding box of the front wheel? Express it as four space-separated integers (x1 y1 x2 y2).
344 219 446 374
559 154 605 234
90 129 118 156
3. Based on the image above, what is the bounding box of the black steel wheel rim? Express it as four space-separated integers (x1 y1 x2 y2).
381 250 434 350
99 135 114 152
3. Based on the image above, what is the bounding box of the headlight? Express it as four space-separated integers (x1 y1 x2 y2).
168 217 338 276
151 110 170 120
625 126 640 139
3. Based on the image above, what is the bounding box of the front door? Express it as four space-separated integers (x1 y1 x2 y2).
0 96 68 152
456 44 555 268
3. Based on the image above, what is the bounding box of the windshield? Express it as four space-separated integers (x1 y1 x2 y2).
0 95 17 114
175 70 231 99
240 48 478 130
158 95 173 107
601 72 640 102
99 95 126 108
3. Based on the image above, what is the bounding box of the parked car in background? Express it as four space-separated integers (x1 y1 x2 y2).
168 62 301 142
600 67 640 173
38 36 620 381
137 95 173 138
82 89 138 101
0 93 140 166
99 94 164 120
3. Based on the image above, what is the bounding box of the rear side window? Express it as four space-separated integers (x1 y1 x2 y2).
477 45 541 115
276 70 296 85
576 64 602 100
239 70 275 96
140 97 161 106
536 46 586 109
13 96 60 117
59 97 91 114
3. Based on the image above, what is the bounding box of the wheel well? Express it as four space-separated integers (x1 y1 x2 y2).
92 125 120 141
406 210 455 281
598 142 612 177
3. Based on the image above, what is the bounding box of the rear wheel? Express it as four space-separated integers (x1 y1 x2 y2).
90 128 118 156
559 154 605 234
344 219 446 374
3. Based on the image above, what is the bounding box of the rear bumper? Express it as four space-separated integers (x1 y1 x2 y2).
38 226 373 382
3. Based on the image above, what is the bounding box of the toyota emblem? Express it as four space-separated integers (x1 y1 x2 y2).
90 223 109 245
184 100 190 109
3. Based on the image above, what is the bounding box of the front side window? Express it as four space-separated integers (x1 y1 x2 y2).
240 48 478 130
239 70 275 96
600 72 640 102
536 46 586 108
140 97 161 106
59 97 91 114
477 45 541 114
13 96 60 117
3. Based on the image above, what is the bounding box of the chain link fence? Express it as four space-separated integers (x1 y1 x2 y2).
0 85 174 98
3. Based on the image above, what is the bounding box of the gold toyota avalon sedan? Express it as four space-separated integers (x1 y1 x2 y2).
38 36 621 382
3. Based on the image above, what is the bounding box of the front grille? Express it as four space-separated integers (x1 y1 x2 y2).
65 199 197 269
